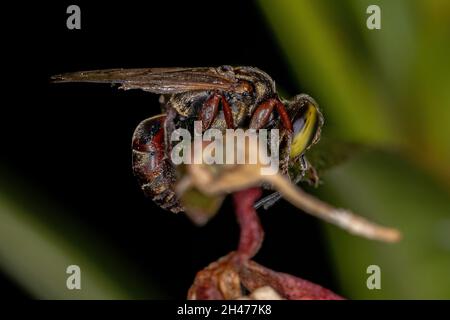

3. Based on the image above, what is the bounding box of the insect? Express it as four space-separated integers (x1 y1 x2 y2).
52 66 323 213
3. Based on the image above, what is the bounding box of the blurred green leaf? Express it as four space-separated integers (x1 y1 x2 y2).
321 151 450 299
258 0 398 145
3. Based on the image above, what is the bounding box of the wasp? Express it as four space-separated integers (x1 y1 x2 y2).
52 66 323 213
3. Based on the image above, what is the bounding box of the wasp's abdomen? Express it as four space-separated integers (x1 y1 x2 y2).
132 115 183 213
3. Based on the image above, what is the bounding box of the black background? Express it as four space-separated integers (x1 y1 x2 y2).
1 1 338 299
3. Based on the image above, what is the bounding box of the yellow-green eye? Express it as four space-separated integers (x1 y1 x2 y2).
289 103 321 158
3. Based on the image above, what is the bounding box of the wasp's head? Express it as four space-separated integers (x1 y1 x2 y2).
287 94 323 158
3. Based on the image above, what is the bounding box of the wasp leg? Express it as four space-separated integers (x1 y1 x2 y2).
199 93 220 130
163 104 178 157
274 100 293 132
250 98 293 177
303 157 321 187
200 92 235 130
279 131 293 176
249 98 293 132
220 95 235 129
254 191 282 210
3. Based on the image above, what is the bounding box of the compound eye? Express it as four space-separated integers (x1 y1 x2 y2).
289 102 322 158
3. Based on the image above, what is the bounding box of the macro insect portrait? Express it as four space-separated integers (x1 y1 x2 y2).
51 66 324 213
51 65 400 300
1 0 450 313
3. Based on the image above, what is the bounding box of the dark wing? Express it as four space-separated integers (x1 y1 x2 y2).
51 67 241 94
